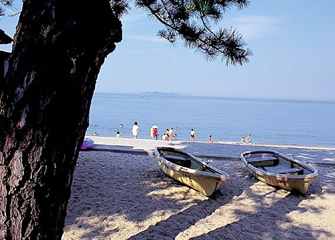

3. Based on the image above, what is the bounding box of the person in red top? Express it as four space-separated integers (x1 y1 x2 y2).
153 128 158 140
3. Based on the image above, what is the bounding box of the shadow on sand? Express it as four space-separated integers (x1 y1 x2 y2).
63 144 335 239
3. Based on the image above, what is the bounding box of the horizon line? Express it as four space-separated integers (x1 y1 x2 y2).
93 91 335 103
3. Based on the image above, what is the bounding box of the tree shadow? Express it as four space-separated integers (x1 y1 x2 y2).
189 195 330 239
127 165 250 240
63 150 248 239
189 165 335 240
62 146 335 240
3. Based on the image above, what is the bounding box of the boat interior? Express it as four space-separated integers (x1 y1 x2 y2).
162 154 192 168
245 153 309 175
160 150 212 172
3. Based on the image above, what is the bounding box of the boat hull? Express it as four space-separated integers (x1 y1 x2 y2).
155 147 230 196
240 150 319 194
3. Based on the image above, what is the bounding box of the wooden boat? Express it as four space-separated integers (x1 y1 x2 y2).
81 138 94 150
240 150 319 194
154 147 230 196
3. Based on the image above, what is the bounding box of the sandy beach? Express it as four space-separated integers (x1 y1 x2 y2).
62 137 335 240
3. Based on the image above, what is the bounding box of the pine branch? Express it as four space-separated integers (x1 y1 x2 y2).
136 0 252 65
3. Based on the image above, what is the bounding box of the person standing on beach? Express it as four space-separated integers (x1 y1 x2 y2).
150 126 154 139
153 128 158 140
208 135 212 143
169 128 174 141
190 129 195 142
165 129 170 141
131 122 140 139
246 134 251 143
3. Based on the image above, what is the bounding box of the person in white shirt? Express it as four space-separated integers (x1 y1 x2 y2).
131 122 140 139
190 129 195 142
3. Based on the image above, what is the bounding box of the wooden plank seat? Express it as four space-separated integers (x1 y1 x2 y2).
246 156 278 162
163 155 191 168
263 166 304 175
246 156 279 167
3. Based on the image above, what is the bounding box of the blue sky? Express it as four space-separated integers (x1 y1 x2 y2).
1 1 335 101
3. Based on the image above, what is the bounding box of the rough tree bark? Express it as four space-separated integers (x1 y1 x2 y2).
0 0 122 239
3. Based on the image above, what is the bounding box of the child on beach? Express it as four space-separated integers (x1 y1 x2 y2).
116 131 120 138
190 129 195 142
240 137 245 143
208 135 212 143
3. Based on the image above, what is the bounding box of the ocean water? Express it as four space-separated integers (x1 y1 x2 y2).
86 93 335 148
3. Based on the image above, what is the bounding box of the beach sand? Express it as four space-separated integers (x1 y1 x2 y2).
62 137 335 240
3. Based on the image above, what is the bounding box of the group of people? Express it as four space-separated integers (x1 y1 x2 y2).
133 123 176 141
93 122 198 141
161 128 178 141
240 134 252 144
131 122 196 142
93 122 249 144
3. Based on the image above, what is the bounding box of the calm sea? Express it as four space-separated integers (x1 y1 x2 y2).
86 93 335 148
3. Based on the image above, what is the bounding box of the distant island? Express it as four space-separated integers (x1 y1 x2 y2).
141 91 183 97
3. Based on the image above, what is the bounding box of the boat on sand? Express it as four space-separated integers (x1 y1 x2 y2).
240 150 319 194
154 147 230 196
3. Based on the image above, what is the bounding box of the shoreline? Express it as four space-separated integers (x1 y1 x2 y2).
85 136 335 166
87 135 335 151
214 141 335 151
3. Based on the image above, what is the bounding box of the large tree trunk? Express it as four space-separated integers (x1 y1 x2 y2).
0 0 122 239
